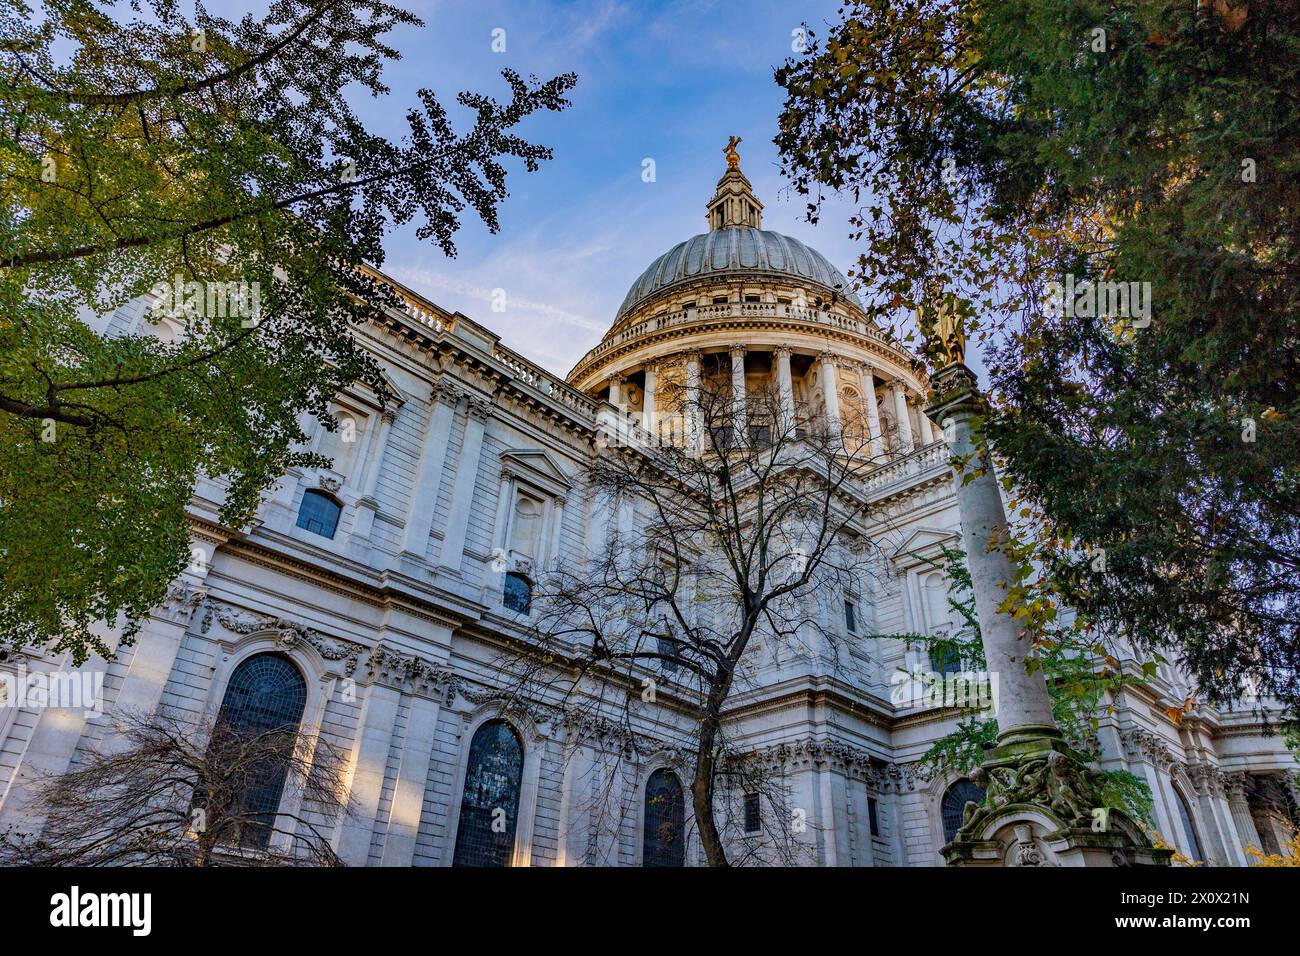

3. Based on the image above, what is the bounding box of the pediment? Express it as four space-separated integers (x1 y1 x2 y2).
891 526 960 569
499 448 573 495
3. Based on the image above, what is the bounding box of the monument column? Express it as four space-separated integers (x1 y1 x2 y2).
926 355 1168 867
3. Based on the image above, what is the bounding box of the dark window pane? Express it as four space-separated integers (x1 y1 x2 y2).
845 600 857 633
503 573 532 614
744 792 761 833
1174 787 1204 861
211 653 307 849
453 720 524 867
941 780 986 844
296 490 341 539
930 644 963 676
868 796 880 837
642 769 685 867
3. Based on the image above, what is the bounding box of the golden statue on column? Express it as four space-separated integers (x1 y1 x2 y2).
917 283 968 368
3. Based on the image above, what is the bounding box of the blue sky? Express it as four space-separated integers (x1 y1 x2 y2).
362 0 863 376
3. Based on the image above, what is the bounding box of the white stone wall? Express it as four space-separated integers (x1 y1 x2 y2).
0 295 1293 868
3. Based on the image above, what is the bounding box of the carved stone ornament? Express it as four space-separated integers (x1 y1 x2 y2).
199 601 365 676
1010 824 1052 867
318 474 343 494
962 748 1106 838
366 643 458 703
154 583 208 624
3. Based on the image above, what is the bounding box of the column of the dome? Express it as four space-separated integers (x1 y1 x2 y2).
685 350 702 451
774 346 796 429
917 404 936 444
818 352 841 438
891 382 914 452
860 364 884 459
642 363 658 436
730 345 747 443
608 373 624 411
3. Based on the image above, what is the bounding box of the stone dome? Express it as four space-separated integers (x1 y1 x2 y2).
615 227 864 320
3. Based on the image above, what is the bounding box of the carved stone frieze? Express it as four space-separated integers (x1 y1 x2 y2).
366 644 458 703
199 601 365 676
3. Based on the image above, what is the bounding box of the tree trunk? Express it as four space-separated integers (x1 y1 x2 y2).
692 677 734 866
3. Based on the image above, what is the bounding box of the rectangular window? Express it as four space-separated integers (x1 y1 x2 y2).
743 792 761 833
868 796 880 837
744 294 760 303
844 599 857 633
712 296 728 304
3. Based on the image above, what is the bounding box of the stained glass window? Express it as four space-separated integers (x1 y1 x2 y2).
503 572 532 614
296 489 341 539
212 653 307 848
1173 785 1204 861
453 720 524 867
643 769 685 867
941 779 986 844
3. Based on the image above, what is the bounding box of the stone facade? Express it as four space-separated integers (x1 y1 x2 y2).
0 164 1294 866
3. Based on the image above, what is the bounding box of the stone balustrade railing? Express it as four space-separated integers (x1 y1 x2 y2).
492 345 600 418
860 439 949 493
571 301 914 378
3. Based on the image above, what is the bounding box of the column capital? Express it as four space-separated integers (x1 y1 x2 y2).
773 344 793 360
431 378 464 408
923 362 985 427
728 344 747 360
380 407 398 425
466 395 494 422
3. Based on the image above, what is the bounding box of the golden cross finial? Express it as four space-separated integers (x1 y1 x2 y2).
723 135 742 169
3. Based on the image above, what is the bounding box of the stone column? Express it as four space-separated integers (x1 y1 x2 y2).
684 351 702 452
380 690 442 866
818 352 841 438
396 380 461 565
1225 773 1263 855
608 373 624 411
641 363 657 438
774 346 796 429
729 345 747 444
437 395 492 575
892 383 915 453
860 365 884 459
927 366 1053 740
335 678 402 865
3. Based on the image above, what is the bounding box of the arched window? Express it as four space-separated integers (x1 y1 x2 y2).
643 769 686 867
503 572 532 614
453 720 524 867
296 489 342 539
1173 785 1204 861
212 653 307 848
941 779 986 844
